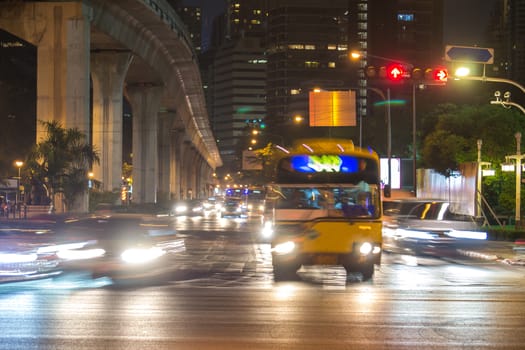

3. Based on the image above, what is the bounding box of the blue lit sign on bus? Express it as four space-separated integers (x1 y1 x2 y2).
290 155 360 173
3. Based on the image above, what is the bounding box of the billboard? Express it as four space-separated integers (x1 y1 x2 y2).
309 90 356 127
380 158 401 189
242 150 263 170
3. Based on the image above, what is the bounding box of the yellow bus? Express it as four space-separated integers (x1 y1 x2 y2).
263 138 383 281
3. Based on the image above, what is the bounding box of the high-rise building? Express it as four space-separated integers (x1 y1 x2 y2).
349 0 443 118
488 0 525 87
170 1 203 53
211 36 267 169
207 1 268 171
180 0 444 171
265 0 353 131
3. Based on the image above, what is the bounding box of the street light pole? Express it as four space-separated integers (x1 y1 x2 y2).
14 161 23 206
505 133 525 227
359 86 392 191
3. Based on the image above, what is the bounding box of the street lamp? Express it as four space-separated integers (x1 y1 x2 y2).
14 160 23 205
251 131 285 145
501 132 525 227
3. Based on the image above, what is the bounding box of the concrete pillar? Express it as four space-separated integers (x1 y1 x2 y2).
190 148 201 199
171 129 184 200
126 84 163 204
91 52 132 193
158 111 175 204
181 141 198 200
0 2 91 212
199 158 212 198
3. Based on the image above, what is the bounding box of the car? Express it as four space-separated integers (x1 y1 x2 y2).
220 198 247 218
0 242 62 283
43 215 185 283
201 197 224 214
382 199 487 256
171 199 205 216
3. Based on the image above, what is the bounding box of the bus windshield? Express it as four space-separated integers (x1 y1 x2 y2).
267 183 380 219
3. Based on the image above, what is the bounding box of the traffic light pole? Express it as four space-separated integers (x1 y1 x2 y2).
412 83 417 197
456 75 525 94
365 87 392 192
387 88 392 193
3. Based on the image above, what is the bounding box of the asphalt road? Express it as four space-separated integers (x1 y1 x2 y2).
1 214 525 349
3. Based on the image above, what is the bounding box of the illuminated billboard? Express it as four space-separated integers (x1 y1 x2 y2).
308 90 356 127
380 158 401 189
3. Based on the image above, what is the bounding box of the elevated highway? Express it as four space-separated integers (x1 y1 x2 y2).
0 0 221 210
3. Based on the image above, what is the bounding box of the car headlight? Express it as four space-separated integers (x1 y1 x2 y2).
248 204 253 210
121 247 166 264
56 248 106 261
273 241 296 255
175 205 188 213
261 221 274 238
0 252 38 263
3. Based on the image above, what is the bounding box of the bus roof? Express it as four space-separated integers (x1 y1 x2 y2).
275 138 378 160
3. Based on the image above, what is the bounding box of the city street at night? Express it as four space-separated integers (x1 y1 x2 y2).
1 214 524 350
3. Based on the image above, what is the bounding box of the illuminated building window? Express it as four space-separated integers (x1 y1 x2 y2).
290 89 301 95
337 44 348 51
234 18 240 23
328 62 336 68
327 44 337 50
305 45 315 50
251 19 261 25
397 13 414 21
305 61 319 68
288 44 304 50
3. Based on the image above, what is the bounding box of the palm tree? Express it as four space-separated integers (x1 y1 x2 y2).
26 120 99 211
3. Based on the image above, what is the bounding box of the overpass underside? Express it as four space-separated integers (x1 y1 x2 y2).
0 1 221 211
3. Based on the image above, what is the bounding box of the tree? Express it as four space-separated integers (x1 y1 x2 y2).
419 103 525 218
26 120 99 211
420 104 525 175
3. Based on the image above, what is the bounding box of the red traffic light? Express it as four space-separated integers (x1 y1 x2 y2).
386 64 405 81
432 68 448 82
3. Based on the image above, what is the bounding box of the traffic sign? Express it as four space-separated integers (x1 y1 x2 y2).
445 45 494 64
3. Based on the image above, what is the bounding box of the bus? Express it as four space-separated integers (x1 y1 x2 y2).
263 138 383 281
225 187 266 217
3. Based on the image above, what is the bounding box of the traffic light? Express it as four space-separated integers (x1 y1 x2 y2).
415 67 448 85
386 64 406 81
430 67 448 84
364 64 448 86
364 64 409 84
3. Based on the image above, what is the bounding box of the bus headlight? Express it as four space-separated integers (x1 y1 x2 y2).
359 242 373 255
273 241 296 255
358 242 381 256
